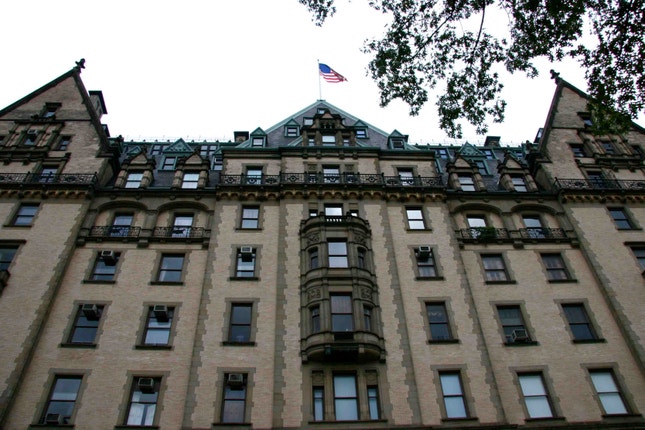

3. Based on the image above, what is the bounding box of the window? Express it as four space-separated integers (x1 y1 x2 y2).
570 143 586 157
212 156 223 171
181 172 199 189
313 386 324 421
285 126 299 137
252 137 264 147
630 246 645 270
324 204 343 217
609 208 634 229
228 303 253 343
221 373 248 423
235 247 256 277
68 304 104 344
157 254 184 282
38 167 58 183
398 168 414 185
125 171 143 188
171 214 193 238
406 207 426 229
416 247 437 277
149 144 163 155
511 175 528 192
41 376 82 425
90 252 120 281
245 167 263 184
541 254 571 281
518 373 554 418
322 135 336 146
439 372 468 418
13 203 39 226
23 130 38 146
601 141 615 154
523 215 545 238
311 306 321 333
240 206 259 229
589 370 629 415
304 117 314 126
56 136 71 151
426 302 453 341
587 171 607 188
458 175 476 191
474 160 488 175
309 247 319 270
390 137 405 149
110 213 134 237
333 374 358 420
367 385 380 420
482 254 509 282
481 149 495 159
142 306 174 345
42 105 59 118
199 144 218 157
323 166 340 183
436 148 449 159
356 128 367 139
328 240 348 268
331 294 353 332
562 304 597 341
497 305 530 343
467 215 486 228
125 377 160 426
0 246 17 271
357 247 367 269
161 156 176 170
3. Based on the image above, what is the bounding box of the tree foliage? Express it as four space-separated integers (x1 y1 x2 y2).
299 0 645 138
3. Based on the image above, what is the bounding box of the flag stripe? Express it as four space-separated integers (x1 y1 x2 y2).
319 63 347 83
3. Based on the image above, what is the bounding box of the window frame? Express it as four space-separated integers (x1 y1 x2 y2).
561 303 600 342
458 174 476 191
517 373 555 419
608 207 636 230
66 303 105 346
630 246 645 272
416 247 439 279
125 171 144 189
333 373 359 421
220 373 249 423
0 246 18 271
406 207 426 230
511 175 528 192
425 302 455 342
161 156 177 170
541 253 573 282
234 247 257 278
55 135 72 151
330 293 354 333
497 305 533 345
88 251 120 282
155 254 185 284
481 254 511 283
171 214 194 238
41 375 83 425
327 239 349 268
181 171 200 189
124 376 161 426
438 371 469 419
140 305 176 347
226 303 254 344
12 203 39 226
588 369 630 416
110 213 134 237
240 206 260 229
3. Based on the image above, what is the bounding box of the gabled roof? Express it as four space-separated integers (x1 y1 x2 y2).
163 138 195 154
457 142 486 157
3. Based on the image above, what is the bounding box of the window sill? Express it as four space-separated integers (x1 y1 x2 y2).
29 424 75 429
407 228 432 232
616 228 642 231
4 224 32 228
114 426 160 429
572 338 607 344
441 416 478 422
428 339 460 344
229 277 259 281
221 341 256 347
525 416 566 422
82 279 116 285
149 281 183 286
60 342 97 349
308 419 388 425
416 276 445 281
211 422 252 428
548 279 578 284
485 280 516 285
235 228 262 231
504 341 539 347
601 413 642 419
135 344 172 350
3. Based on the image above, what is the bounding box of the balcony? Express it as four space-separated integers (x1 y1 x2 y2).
554 178 645 191
0 173 97 188
518 228 568 240
88 226 141 239
218 173 444 189
458 227 573 245
151 226 206 239
301 330 385 363
459 227 510 242
301 214 371 233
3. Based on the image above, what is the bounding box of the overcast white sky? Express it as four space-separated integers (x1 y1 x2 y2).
1 1 640 146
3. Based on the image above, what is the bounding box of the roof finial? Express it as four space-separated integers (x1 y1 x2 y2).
550 69 560 83
75 58 86 72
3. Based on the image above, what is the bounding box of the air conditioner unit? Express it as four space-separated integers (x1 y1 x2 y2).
417 246 431 259
138 377 155 393
45 413 63 424
153 304 169 322
100 250 117 266
240 246 254 262
511 329 530 342
227 373 245 387
81 303 100 320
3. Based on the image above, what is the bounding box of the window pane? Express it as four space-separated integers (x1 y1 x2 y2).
51 378 81 401
145 330 170 345
590 372 618 392
440 374 462 395
524 397 553 418
335 399 359 420
444 397 467 418
598 393 628 414
328 242 347 255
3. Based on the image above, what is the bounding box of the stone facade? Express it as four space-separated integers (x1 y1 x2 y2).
0 66 643 429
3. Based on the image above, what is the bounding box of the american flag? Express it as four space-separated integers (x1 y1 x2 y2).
319 63 347 83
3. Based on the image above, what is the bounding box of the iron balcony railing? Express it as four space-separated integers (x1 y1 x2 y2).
219 173 444 188
518 228 568 240
0 173 97 186
459 228 511 241
152 226 205 239
459 227 570 242
554 178 645 191
89 226 141 238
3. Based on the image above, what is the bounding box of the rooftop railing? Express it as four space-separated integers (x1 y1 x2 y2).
554 178 645 191
0 173 97 186
219 173 444 188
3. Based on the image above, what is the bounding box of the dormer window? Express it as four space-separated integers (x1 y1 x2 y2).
317 108 326 115
252 137 265 147
322 135 336 146
391 138 405 149
511 175 528 192
150 144 163 155
41 103 60 119
304 117 314 126
356 128 367 139
284 126 299 137
579 113 593 127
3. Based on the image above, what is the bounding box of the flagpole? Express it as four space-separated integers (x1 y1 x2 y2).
317 59 322 100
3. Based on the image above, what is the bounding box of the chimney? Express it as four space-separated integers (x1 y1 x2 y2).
234 131 249 143
484 136 500 147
